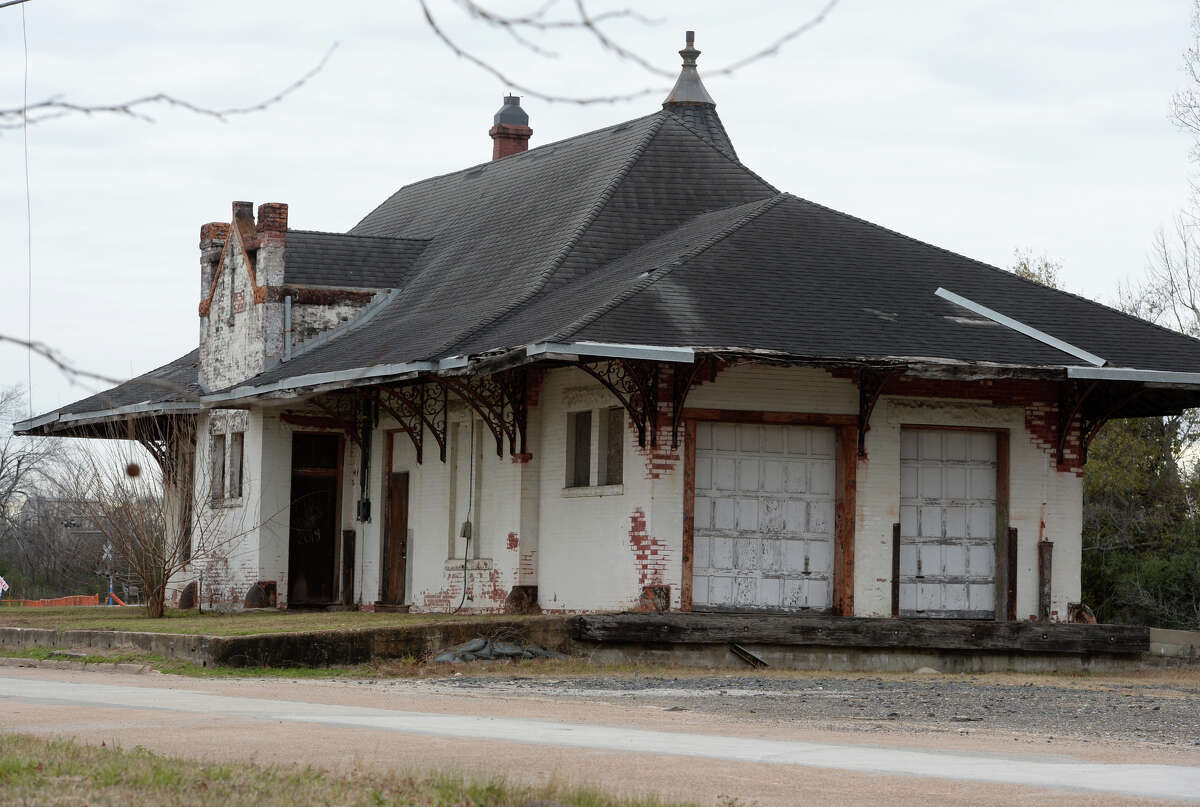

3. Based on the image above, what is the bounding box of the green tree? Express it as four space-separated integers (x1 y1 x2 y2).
1010 251 1200 628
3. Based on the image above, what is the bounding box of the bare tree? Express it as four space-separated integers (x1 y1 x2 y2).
0 385 58 525
0 43 337 131
63 415 242 618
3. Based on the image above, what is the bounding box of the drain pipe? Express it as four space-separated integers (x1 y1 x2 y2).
283 295 293 362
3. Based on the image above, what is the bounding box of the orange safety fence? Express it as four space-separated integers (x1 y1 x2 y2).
0 594 101 608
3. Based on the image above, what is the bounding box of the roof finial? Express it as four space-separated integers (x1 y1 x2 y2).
663 30 715 107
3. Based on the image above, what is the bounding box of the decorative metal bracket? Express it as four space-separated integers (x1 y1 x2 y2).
577 359 661 448
857 368 895 457
433 369 529 457
1056 381 1096 466
377 383 448 464
308 394 363 446
669 356 718 449
1060 381 1143 465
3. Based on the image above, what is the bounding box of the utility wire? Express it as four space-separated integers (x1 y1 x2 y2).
21 3 32 417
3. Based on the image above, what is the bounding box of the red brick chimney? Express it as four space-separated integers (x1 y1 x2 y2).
489 95 532 160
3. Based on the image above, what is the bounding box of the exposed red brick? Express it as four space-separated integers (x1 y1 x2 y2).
256 202 288 234
490 123 533 159
628 508 668 588
506 531 520 551
832 372 1084 475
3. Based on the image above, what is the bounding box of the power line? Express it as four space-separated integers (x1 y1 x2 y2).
21 3 32 417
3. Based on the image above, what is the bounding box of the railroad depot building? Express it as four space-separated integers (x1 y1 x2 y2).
20 34 1200 621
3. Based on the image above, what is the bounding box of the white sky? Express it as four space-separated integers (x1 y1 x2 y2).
1 0 1196 419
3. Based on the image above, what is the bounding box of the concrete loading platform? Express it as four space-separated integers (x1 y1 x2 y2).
0 613 1195 672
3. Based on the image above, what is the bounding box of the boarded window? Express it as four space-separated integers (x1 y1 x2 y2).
229 432 244 498
566 411 592 488
599 407 624 486
210 434 226 503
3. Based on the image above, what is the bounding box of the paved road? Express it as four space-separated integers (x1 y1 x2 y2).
1 668 1197 806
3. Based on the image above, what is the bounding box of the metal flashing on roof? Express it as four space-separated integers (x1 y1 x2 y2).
1067 365 1200 387
204 361 436 403
438 355 470 371
935 288 1106 367
15 401 204 435
526 341 694 363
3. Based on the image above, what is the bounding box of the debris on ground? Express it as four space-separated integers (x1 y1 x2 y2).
432 637 567 664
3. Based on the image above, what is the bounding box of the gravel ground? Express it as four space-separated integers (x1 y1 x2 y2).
403 673 1200 747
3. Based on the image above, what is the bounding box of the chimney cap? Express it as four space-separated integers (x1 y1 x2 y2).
663 30 715 108
494 95 529 126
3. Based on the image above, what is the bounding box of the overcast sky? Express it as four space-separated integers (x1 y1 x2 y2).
1 1 1196 419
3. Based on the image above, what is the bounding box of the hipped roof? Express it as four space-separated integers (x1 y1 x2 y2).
20 102 1200 434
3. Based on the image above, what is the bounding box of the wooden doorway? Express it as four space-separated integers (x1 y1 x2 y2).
382 472 410 605
288 432 342 606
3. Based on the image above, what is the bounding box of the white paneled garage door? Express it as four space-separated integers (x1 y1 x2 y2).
899 428 997 619
692 422 836 612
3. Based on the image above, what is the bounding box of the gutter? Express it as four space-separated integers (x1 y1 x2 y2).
202 360 438 403
15 401 203 436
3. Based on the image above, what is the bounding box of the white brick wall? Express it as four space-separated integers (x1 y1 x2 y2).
177 363 1086 622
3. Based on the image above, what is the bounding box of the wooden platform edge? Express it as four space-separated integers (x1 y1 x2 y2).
570 613 1150 656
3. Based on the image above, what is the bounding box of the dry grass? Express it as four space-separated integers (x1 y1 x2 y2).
0 606 539 636
0 733 714 807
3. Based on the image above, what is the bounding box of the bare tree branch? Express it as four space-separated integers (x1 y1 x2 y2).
420 0 837 105
0 43 337 130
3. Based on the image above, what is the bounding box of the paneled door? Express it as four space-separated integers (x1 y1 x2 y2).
898 428 997 618
692 422 836 612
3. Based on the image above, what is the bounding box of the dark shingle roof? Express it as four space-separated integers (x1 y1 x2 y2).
219 105 1200 392
16 349 201 435
283 231 429 288
562 195 1200 372
665 106 736 160
29 98 1200 423
238 110 776 388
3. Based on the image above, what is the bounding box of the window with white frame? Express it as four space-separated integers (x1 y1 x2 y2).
565 406 624 490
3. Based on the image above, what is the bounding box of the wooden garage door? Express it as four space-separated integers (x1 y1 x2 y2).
692 422 836 612
899 428 997 619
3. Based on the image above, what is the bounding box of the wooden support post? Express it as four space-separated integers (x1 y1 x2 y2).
342 529 356 607
680 419 697 612
891 522 901 617
833 424 857 616
1006 527 1018 622
1038 540 1054 622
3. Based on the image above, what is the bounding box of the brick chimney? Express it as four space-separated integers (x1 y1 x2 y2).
489 95 532 160
198 200 289 392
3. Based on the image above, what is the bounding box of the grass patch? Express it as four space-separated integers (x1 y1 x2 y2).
0 733 711 806
0 606 537 637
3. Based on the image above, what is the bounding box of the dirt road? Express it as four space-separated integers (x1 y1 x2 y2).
1 666 1197 806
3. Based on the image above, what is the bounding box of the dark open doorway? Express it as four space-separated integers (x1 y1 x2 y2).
382 472 410 605
288 432 342 606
